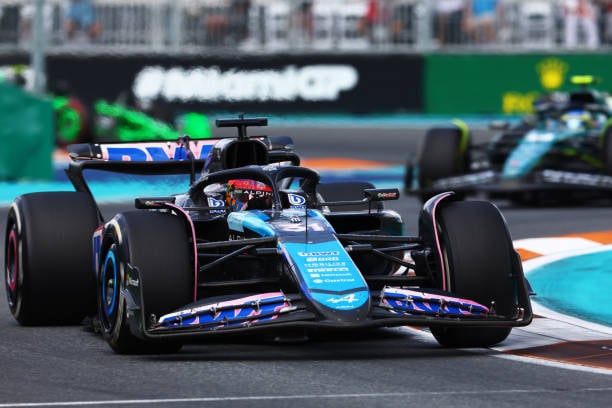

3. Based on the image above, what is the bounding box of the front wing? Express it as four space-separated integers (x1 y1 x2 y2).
415 169 612 195
124 286 530 342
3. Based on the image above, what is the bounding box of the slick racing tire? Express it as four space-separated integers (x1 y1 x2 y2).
603 127 612 174
55 97 90 146
99 211 192 354
430 200 515 348
5 192 98 325
416 127 469 203
404 159 414 195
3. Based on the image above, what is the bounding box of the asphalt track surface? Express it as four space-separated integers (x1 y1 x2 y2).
1 125 612 407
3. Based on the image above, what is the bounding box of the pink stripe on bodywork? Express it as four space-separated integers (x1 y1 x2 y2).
430 192 453 291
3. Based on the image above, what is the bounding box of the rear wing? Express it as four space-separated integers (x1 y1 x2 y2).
64 116 300 194
68 138 239 162
68 116 292 163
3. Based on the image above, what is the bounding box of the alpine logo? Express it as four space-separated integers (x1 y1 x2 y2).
327 294 360 304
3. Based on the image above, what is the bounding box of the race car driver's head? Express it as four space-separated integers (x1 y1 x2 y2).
226 179 273 211
562 109 594 129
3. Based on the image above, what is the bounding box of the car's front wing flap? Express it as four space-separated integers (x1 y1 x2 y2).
156 292 303 329
377 287 490 317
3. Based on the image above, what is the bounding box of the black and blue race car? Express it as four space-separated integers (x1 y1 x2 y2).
5 117 532 354
406 76 612 204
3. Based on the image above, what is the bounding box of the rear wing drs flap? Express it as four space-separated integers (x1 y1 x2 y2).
69 139 233 162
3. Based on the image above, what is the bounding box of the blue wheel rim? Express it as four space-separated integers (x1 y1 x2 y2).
102 250 118 317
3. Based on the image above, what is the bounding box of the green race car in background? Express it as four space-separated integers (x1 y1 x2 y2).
54 97 211 146
406 75 612 205
0 65 212 147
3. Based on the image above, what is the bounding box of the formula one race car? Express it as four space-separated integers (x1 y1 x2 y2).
4 117 532 354
406 75 612 204
54 96 212 146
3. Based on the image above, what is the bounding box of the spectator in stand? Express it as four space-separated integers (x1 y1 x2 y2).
463 0 502 44
296 1 314 45
18 2 53 45
433 0 466 45
563 0 599 48
226 0 251 45
599 0 612 44
65 0 102 42
203 0 251 46
362 0 392 44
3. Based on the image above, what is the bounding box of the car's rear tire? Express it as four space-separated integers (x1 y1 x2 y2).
416 127 469 202
99 211 192 354
602 127 612 174
430 200 515 348
4 192 98 325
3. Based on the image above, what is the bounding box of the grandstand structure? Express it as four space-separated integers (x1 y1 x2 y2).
0 0 609 54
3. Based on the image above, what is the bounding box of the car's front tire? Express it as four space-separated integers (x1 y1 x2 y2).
98 211 192 354
430 200 516 348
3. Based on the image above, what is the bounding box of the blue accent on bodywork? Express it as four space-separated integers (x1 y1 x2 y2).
227 211 274 236
225 208 370 312
283 241 369 310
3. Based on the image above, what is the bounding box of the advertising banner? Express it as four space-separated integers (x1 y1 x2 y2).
46 54 424 115
426 54 612 115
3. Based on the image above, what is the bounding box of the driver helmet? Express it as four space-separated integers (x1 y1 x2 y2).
226 179 273 211
562 109 593 129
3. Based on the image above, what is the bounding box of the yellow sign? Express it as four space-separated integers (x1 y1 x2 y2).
501 58 569 113
502 91 539 114
536 58 568 90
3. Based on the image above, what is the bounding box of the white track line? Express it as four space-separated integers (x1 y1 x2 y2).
3 389 612 407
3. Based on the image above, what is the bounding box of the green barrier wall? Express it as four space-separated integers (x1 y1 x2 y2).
425 54 612 115
0 82 53 180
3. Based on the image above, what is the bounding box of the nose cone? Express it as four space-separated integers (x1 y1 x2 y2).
502 131 555 179
282 240 371 323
